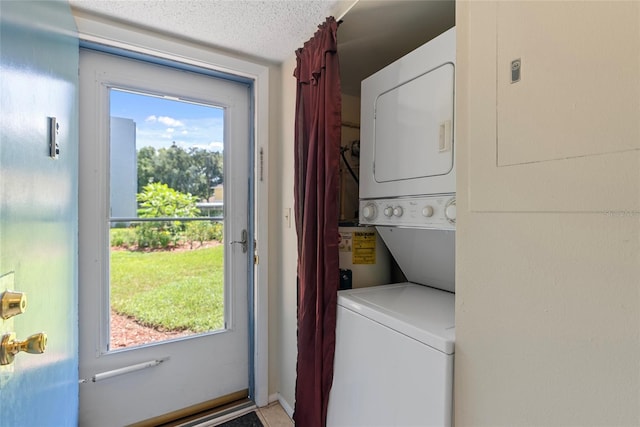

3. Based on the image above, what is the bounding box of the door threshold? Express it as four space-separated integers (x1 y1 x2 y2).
187 401 257 427
128 390 251 427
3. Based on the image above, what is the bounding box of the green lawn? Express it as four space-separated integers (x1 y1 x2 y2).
110 245 225 332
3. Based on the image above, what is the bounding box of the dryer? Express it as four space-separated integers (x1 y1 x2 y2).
359 27 456 202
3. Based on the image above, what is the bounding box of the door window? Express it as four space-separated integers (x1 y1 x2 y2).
108 88 227 349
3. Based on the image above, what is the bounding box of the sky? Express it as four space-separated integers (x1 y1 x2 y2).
110 88 225 152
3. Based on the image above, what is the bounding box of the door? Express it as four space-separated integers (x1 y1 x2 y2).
374 63 455 183
0 1 79 425
78 49 253 426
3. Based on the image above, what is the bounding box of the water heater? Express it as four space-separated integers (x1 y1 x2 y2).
338 225 391 289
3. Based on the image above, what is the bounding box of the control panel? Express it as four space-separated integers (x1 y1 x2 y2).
359 195 456 230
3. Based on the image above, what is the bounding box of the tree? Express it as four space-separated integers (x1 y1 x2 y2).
189 148 223 200
136 145 223 201
137 146 157 191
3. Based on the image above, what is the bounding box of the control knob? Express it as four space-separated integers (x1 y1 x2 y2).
383 206 394 217
393 206 403 217
445 198 457 224
422 206 434 218
362 203 377 220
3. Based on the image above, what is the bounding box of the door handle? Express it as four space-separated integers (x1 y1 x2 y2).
0 332 47 365
229 229 248 253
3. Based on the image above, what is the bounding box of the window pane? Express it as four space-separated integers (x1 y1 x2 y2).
108 88 225 350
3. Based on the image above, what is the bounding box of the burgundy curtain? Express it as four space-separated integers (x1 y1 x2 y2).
292 16 341 427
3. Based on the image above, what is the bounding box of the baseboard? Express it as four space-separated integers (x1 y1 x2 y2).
267 393 294 419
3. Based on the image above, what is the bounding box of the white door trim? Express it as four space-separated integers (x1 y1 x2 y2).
73 10 270 407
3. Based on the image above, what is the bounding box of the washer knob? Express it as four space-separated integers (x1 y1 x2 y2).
445 199 457 223
383 206 394 217
393 206 403 217
422 206 434 217
362 203 377 220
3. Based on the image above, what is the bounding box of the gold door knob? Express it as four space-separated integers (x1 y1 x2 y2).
0 290 27 319
0 332 47 366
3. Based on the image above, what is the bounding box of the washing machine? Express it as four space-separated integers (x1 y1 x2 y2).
327 283 454 426
330 198 456 427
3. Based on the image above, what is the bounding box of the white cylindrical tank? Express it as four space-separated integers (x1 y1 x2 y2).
338 225 391 288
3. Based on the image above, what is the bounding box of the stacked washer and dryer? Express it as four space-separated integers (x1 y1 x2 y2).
327 28 457 426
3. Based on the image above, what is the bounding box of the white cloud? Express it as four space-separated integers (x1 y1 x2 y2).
157 116 184 127
172 140 224 152
207 141 224 152
136 116 223 151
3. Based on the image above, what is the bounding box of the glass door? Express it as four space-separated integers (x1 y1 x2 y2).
79 49 252 426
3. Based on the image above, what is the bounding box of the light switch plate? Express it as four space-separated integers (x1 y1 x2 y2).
283 208 291 228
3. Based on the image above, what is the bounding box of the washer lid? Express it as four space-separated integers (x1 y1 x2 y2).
338 283 455 354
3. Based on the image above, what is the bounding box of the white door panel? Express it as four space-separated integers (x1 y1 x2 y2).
78 49 251 426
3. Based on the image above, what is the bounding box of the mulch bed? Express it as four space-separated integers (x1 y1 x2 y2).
109 240 221 348
110 310 193 349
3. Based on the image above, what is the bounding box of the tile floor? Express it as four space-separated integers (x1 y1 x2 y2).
254 402 294 427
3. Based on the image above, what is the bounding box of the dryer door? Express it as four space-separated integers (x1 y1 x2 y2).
374 62 454 184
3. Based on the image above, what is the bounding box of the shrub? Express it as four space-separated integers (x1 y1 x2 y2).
137 182 200 218
110 227 136 248
184 221 223 248
134 222 174 249
209 222 223 242
135 183 201 248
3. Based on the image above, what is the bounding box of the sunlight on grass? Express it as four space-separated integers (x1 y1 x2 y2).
110 246 224 332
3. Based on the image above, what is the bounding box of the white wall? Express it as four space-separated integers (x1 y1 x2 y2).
271 54 299 412
455 1 640 425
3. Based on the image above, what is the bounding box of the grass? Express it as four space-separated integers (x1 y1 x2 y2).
110 245 225 332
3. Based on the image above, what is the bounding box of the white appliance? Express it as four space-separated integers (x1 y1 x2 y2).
359 27 456 202
327 284 455 427
328 27 456 427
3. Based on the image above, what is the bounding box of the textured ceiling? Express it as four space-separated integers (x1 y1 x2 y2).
69 0 455 96
69 0 351 63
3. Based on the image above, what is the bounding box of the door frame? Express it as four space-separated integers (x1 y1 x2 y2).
73 11 270 406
